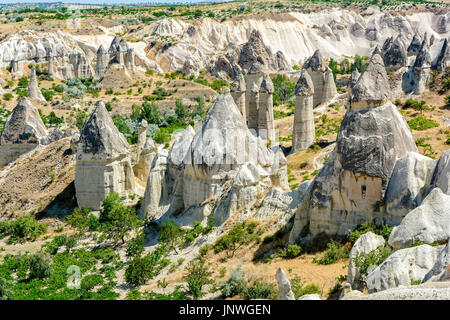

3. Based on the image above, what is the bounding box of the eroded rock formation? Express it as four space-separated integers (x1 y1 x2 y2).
141 92 288 226
292 69 315 151
302 50 337 107
75 102 135 210
27 65 46 103
290 54 417 246
0 98 48 168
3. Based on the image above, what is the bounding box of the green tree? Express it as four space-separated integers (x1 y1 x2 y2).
159 219 183 254
141 101 160 124
272 75 295 106
125 255 157 286
183 259 213 300
100 193 142 244
175 98 187 121
127 232 146 258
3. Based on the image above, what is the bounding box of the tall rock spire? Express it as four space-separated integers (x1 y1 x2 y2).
292 69 315 151
28 65 46 103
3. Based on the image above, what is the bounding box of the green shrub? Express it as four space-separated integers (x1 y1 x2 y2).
290 276 322 299
159 219 183 254
3 93 13 101
350 222 393 245
100 193 141 244
313 241 349 265
402 98 429 112
126 233 146 258
0 215 48 244
353 247 391 277
221 264 247 298
81 274 104 291
272 74 295 106
408 115 439 131
0 278 13 300
278 244 302 259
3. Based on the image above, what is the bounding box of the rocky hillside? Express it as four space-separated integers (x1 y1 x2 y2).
0 1 449 302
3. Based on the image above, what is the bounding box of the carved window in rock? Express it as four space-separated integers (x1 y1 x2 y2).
361 185 367 199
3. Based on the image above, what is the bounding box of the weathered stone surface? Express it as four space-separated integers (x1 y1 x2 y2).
69 50 94 79
366 245 439 293
238 30 272 71
388 188 450 249
430 149 450 194
0 98 48 145
140 149 171 220
75 102 135 210
245 61 263 133
350 22 365 38
76 102 130 161
276 268 295 300
0 98 48 168
349 68 360 88
302 49 337 107
303 49 328 72
96 44 108 78
292 69 315 151
339 283 365 300
28 66 46 102
350 53 390 109
134 136 156 182
141 92 288 224
254 186 301 225
436 15 449 34
337 102 416 187
407 34 422 56
414 40 431 68
298 294 322 300
348 232 385 290
355 285 450 300
382 36 408 68
384 152 436 217
435 39 449 72
258 74 275 142
424 241 450 282
230 72 246 119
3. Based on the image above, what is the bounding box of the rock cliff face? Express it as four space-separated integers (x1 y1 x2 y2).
348 232 385 291
0 98 48 168
383 152 436 217
75 102 135 210
388 188 450 249
230 72 247 119
403 40 432 95
134 10 450 76
141 92 288 225
382 36 408 68
385 149 450 249
366 245 440 293
290 62 417 245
